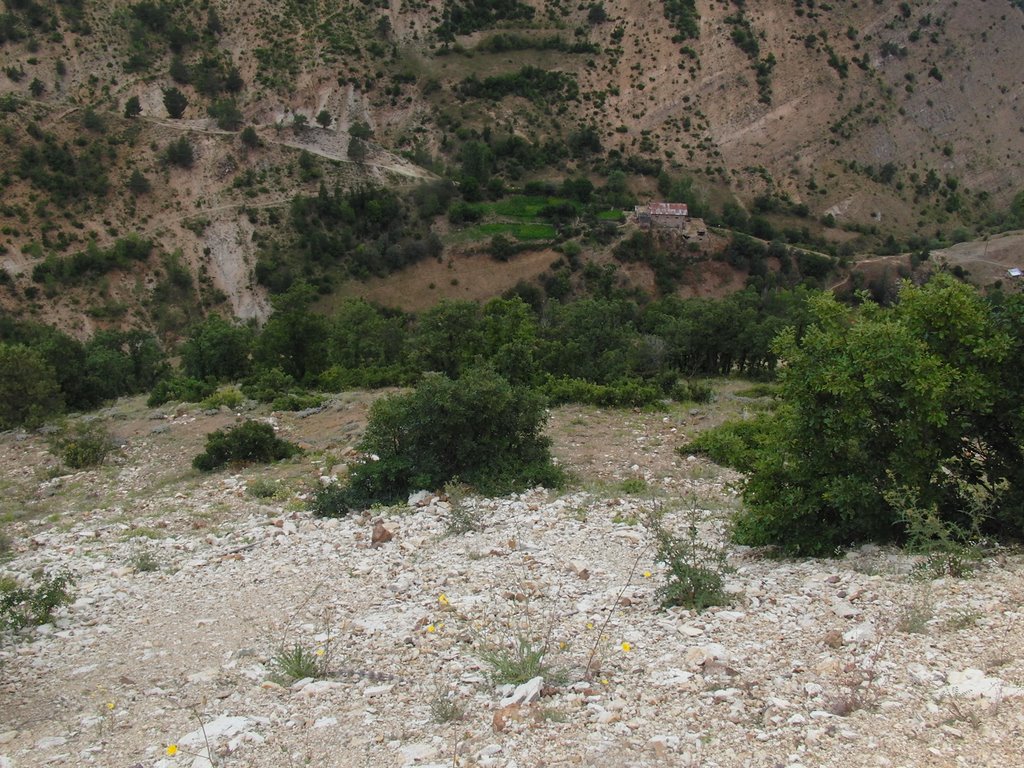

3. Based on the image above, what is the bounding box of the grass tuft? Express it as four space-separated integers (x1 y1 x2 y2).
479 636 555 686
271 642 328 684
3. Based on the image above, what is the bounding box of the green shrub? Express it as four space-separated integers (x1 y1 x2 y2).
308 483 353 518
887 483 983 578
344 367 563 506
247 477 286 499
129 549 160 573
162 87 188 119
164 135 194 167
650 508 730 612
180 314 253 382
148 376 216 407
1 570 74 631
733 383 778 399
48 420 113 469
240 126 260 148
479 636 556 685
541 376 662 408
192 420 299 472
271 642 328 684
207 97 243 130
681 415 771 473
430 691 466 724
240 367 297 403
0 342 63 429
619 477 649 495
443 480 481 534
270 392 322 411
318 364 410 390
735 277 1024 555
199 387 244 409
671 380 715 404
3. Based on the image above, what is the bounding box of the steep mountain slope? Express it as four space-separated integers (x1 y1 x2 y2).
0 0 1022 336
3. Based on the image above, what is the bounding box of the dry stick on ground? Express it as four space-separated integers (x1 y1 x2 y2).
165 706 217 766
191 705 215 766
584 542 651 680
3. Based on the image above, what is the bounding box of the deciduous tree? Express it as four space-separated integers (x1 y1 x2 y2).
0 343 63 429
735 276 1022 554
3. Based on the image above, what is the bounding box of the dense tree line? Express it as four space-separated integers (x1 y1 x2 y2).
458 66 579 104
472 33 600 55
614 230 837 296
0 0 87 42
16 131 110 204
663 0 700 40
137 281 813 419
255 184 442 293
169 51 243 97
436 0 535 39
7 274 1022 562
0 319 166 428
31 235 154 285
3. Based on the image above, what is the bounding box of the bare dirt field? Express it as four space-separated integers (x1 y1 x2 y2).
325 248 561 314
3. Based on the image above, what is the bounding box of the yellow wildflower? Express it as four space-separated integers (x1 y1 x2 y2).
315 647 325 657
438 593 450 607
166 744 178 756
106 702 115 710
643 571 652 578
621 641 633 653
585 622 594 630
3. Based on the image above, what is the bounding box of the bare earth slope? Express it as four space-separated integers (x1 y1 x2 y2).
1 394 1022 767
2 1 1023 335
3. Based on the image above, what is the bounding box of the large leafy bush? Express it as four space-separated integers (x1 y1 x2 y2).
192 420 299 471
734 276 1024 554
338 367 563 509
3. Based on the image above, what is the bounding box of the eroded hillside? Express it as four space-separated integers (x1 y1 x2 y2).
1 0 1022 336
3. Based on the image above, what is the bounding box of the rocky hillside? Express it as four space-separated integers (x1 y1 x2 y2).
1 0 1023 335
1 390 1023 767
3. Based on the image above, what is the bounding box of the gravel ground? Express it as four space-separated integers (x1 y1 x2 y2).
1 396 1022 768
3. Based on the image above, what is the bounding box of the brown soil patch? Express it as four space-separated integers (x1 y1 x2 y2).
323 247 559 313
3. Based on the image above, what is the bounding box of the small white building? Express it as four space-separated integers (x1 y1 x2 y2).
1007 267 1022 279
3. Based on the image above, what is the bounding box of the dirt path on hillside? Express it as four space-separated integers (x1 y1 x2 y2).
32 96 435 184
271 136 436 181
930 230 1024 272
829 230 1024 291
